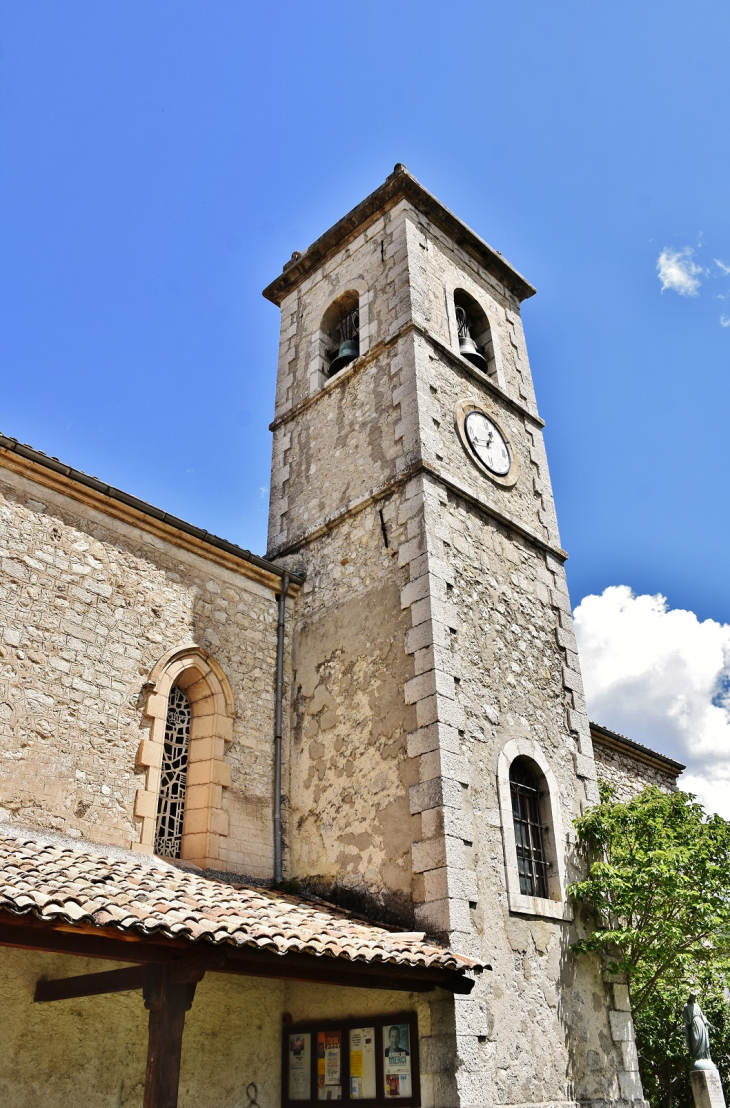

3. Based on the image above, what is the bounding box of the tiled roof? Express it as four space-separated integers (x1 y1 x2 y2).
0 833 478 975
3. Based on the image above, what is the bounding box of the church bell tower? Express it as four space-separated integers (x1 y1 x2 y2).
263 165 644 1108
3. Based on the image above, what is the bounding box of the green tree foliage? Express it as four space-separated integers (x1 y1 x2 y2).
569 785 730 1108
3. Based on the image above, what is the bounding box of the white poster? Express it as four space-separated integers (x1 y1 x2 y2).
288 1033 311 1101
349 1027 376 1099
383 1024 412 1099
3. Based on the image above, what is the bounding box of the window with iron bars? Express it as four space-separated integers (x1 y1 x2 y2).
154 685 191 858
509 760 550 899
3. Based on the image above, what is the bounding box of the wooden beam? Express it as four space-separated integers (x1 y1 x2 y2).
35 964 147 1003
220 955 436 992
0 911 478 994
143 965 203 1108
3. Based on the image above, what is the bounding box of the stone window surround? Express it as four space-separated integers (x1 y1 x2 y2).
496 737 573 921
132 644 235 869
308 279 372 395
443 274 507 393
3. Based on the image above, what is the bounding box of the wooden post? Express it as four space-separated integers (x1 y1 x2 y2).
143 964 205 1108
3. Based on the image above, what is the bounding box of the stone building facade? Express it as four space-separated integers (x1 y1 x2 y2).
0 167 678 1108
262 166 645 1108
590 722 684 802
0 438 299 877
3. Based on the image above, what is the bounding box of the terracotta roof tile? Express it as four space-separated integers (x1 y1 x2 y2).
0 834 481 976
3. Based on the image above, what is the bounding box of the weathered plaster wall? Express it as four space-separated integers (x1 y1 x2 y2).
0 466 284 876
270 330 415 554
0 946 442 1108
592 741 679 801
280 487 419 925
270 199 412 421
0 948 286 1108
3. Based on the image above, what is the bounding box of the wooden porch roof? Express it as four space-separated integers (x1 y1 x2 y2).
0 832 483 994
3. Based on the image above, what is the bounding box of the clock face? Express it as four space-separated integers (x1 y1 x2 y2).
464 410 511 476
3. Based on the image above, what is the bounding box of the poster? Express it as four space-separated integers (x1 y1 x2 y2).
317 1031 342 1100
349 1027 376 1099
382 1024 411 1099
288 1033 311 1101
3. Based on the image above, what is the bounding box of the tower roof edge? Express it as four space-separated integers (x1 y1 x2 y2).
262 165 537 306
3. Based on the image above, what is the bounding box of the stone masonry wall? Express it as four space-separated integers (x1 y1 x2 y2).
0 464 284 876
389 468 636 1108
265 182 643 1106
592 741 679 802
402 204 540 418
269 198 420 555
388 217 639 1103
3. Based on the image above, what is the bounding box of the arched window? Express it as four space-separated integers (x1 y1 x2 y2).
133 645 235 869
154 686 192 858
496 738 571 919
321 291 360 377
509 757 549 899
454 289 497 377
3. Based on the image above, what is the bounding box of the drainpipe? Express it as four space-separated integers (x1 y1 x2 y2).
273 574 290 884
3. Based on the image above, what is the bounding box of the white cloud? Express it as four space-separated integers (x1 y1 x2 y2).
656 247 704 296
573 586 730 817
714 258 730 276
720 314 730 328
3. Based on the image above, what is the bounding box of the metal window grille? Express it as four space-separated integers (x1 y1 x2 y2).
154 686 191 858
510 763 549 899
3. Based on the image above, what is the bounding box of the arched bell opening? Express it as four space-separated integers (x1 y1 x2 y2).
454 289 497 377
320 291 360 377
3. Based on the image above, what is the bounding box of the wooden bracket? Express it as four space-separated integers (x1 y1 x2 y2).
32 958 222 1108
33 951 226 1005
35 964 147 1003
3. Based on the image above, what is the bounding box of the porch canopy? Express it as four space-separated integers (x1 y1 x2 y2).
0 832 483 1108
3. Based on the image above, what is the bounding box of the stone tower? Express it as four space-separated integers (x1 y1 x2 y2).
263 166 643 1108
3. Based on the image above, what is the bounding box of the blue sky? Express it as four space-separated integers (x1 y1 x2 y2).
1 2 729 804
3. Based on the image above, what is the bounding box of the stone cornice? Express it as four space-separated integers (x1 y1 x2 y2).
267 459 567 564
262 165 536 306
418 327 545 429
0 436 303 595
268 321 545 434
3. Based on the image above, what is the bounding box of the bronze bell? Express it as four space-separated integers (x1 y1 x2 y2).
327 308 360 376
456 306 488 371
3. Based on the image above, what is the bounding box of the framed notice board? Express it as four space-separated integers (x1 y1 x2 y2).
282 1012 420 1108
